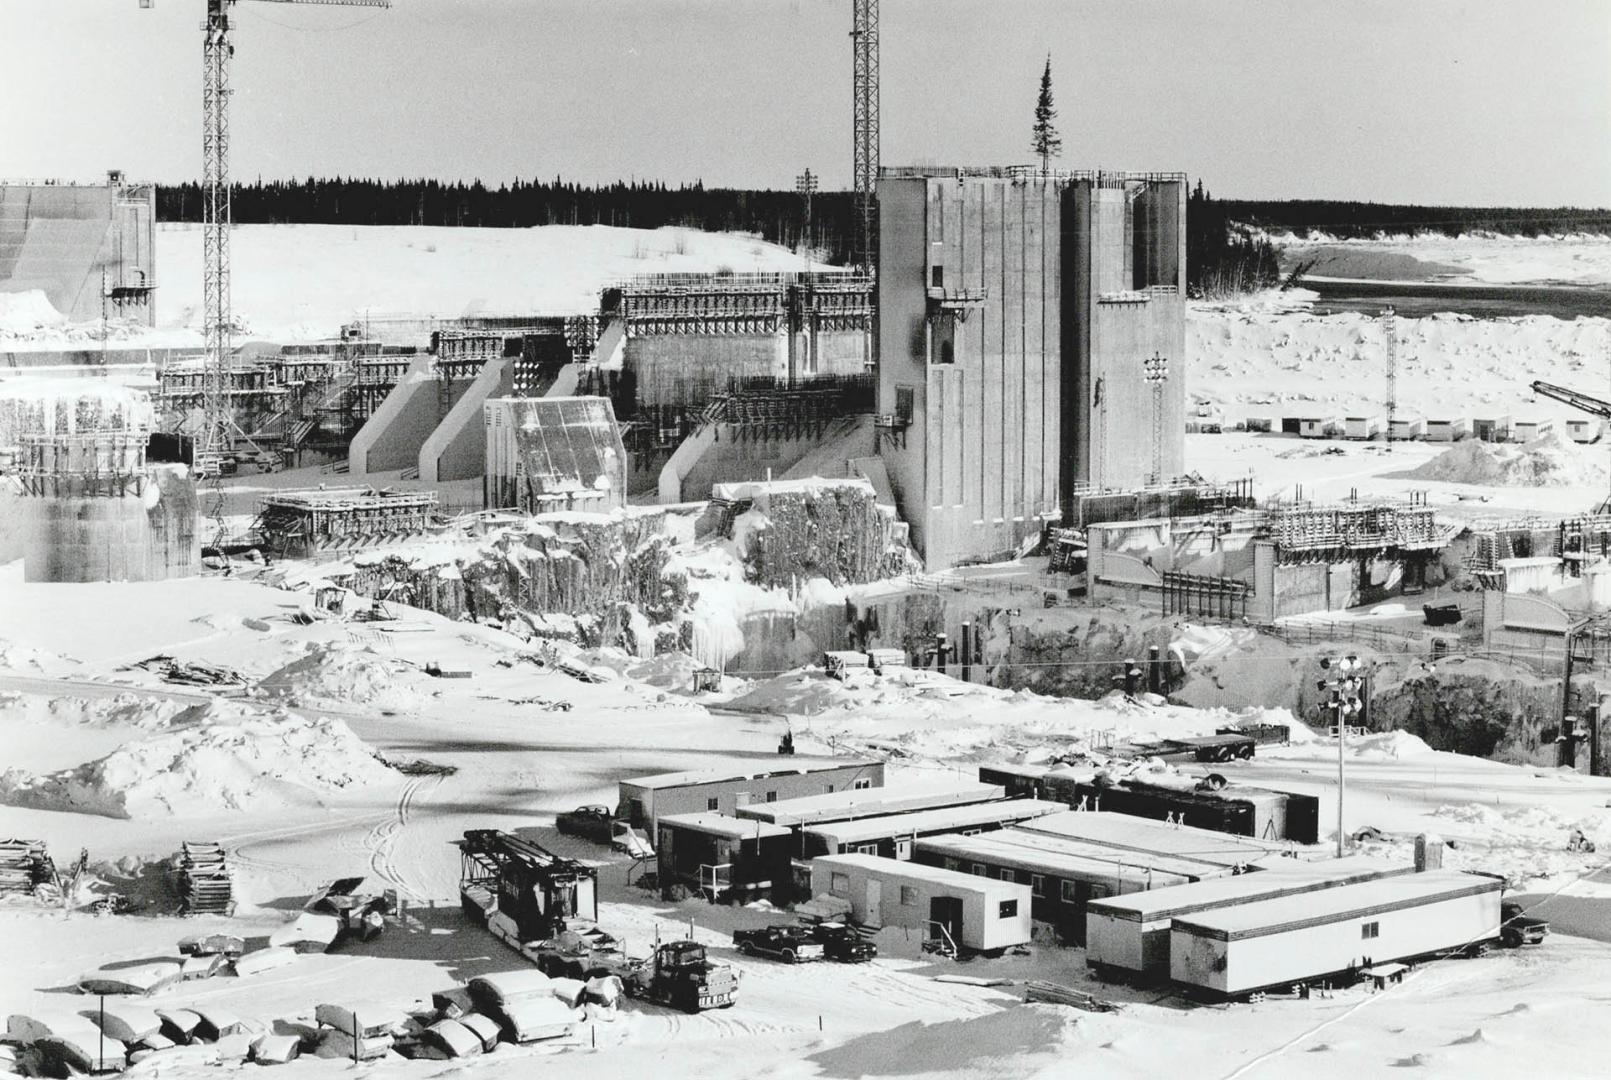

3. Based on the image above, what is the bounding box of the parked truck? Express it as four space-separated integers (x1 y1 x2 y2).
732 925 824 963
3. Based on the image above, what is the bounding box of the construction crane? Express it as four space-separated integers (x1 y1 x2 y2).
141 0 391 524
1531 379 1611 513
850 0 879 272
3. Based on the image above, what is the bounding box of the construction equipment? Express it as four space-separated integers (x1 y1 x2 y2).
850 0 879 271
140 0 391 542
620 940 738 1012
175 842 234 915
457 830 598 947
1530 379 1611 511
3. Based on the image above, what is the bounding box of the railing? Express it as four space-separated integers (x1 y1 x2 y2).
699 863 733 898
879 165 1187 184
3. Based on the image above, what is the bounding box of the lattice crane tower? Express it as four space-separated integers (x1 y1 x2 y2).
143 0 391 478
851 0 879 273
1382 306 1397 446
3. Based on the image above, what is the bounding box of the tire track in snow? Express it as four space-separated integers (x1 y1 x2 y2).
363 772 443 900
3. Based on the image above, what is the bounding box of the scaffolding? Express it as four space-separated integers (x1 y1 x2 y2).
256 487 440 559
1268 503 1447 561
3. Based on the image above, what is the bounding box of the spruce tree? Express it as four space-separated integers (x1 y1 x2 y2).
1031 56 1062 172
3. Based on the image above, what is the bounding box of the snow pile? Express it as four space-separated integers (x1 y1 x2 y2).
1349 730 1435 759
257 643 423 709
0 289 65 334
0 638 79 674
0 691 186 732
1401 429 1608 488
0 702 395 818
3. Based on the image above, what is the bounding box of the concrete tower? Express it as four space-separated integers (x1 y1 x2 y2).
875 166 1186 570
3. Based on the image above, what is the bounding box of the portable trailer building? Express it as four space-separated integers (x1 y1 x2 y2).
802 799 1068 861
1085 855 1414 981
977 763 1054 800
1054 777 1320 844
1566 418 1602 444
1471 415 1511 442
912 831 1206 944
1387 417 1424 441
1014 811 1293 870
810 853 1032 954
617 758 884 836
1343 416 1381 440
1297 417 1341 439
1513 419 1553 442
655 813 794 903
736 779 1003 829
1425 417 1469 442
1168 869 1503 999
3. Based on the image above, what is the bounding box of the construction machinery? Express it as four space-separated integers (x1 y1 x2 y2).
1531 379 1611 512
458 830 598 950
140 0 391 535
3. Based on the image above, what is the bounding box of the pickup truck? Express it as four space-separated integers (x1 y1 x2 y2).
732 925 824 963
555 805 615 845
812 922 877 963
1500 900 1549 948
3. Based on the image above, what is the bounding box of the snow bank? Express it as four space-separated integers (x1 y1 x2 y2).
257 643 422 709
1401 429 1607 488
0 702 395 818
0 290 65 334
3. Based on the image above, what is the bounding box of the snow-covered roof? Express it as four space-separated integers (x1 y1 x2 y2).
622 757 878 791
1015 812 1290 867
656 813 790 840
914 832 1201 887
736 779 1001 827
1086 856 1414 923
1171 870 1500 942
805 799 1067 846
812 853 1029 897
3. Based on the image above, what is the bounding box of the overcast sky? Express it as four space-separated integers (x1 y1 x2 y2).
2 0 1607 206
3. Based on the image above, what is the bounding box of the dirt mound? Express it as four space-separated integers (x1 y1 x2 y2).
1401 430 1607 487
0 701 394 818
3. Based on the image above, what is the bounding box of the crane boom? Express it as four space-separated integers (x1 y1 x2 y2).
1530 380 1611 420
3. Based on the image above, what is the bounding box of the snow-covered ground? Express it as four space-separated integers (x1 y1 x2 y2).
1268 232 1611 287
0 222 825 349
3 567 1611 1080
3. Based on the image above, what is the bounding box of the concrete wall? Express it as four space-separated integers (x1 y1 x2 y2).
1066 178 1187 495
626 335 787 409
1 183 157 325
878 175 1064 569
349 357 445 475
658 416 867 504
419 357 515 483
6 466 197 582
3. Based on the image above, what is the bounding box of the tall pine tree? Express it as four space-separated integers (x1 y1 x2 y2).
1031 56 1062 172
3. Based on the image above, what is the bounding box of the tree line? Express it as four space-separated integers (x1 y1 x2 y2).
156 176 1610 299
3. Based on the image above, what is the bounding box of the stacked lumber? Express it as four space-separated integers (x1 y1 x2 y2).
0 839 53 897
1023 981 1121 1013
177 843 233 915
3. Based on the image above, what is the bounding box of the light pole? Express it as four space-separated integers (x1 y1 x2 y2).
1143 352 1169 486
795 168 818 252
1318 654 1365 857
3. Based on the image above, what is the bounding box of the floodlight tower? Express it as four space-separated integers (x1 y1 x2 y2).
796 167 818 252
1318 654 1365 857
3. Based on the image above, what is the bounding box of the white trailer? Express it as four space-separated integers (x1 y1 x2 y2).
1342 416 1381 440
1168 870 1502 998
1085 855 1413 981
810 853 1031 955
1425 417 1470 442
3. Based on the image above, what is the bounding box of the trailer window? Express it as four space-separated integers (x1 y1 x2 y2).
999 899 1018 919
1361 921 1380 940
971 864 987 877
856 844 878 855
830 873 850 898
1031 874 1045 898
944 858 960 872
766 791 778 803
997 869 1014 883
1060 880 1078 904
707 797 719 811
853 778 873 791
899 886 918 907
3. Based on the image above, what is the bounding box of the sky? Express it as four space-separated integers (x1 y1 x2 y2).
1 0 1608 207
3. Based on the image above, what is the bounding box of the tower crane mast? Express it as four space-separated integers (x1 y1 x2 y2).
145 0 391 491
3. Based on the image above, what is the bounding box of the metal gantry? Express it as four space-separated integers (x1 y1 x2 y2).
1143 351 1169 485
850 0 879 272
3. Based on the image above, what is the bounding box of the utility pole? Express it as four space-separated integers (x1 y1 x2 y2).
1144 352 1169 485
1318 654 1364 857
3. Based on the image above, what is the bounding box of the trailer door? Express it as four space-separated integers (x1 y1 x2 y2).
864 879 883 928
